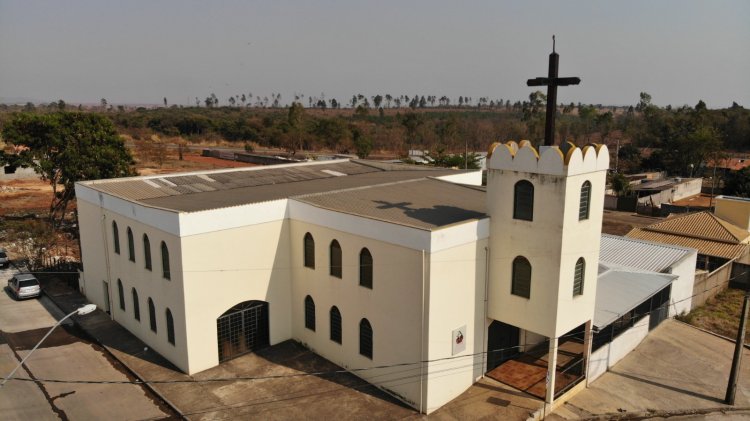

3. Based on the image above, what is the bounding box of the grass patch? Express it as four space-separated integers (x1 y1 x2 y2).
678 288 750 343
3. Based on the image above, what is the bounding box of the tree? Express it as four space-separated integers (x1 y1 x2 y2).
1 112 135 226
163 97 168 107
352 127 373 158
725 167 750 197
609 172 631 196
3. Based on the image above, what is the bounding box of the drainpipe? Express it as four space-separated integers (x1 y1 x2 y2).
100 210 114 321
482 246 490 375
420 249 426 413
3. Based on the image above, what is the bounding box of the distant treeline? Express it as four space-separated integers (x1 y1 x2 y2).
1 92 748 177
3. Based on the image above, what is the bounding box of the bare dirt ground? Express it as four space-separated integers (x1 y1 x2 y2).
601 209 663 236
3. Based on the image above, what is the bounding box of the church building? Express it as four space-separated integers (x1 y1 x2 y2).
75 141 611 413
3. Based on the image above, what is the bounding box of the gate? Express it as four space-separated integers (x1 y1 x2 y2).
217 300 270 363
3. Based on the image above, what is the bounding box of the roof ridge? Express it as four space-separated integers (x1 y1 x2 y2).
643 211 743 244
709 212 749 242
290 177 427 200
601 233 695 252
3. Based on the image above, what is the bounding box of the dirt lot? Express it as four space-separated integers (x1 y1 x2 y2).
678 288 750 344
601 209 663 236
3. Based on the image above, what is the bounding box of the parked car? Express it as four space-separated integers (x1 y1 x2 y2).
0 248 9 268
7 273 41 299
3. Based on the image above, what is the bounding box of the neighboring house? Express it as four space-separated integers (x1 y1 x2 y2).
631 177 702 207
627 209 750 272
77 142 642 413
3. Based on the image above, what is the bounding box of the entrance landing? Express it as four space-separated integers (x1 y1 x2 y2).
486 339 584 400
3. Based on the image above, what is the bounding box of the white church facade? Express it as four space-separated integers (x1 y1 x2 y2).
75 142 630 413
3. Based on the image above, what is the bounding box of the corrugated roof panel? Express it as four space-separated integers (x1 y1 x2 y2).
599 234 695 272
594 267 676 329
644 211 749 243
627 228 747 260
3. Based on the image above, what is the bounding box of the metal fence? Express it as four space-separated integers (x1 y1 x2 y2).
217 301 270 363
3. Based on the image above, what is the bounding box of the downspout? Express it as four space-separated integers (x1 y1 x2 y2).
99 206 114 321
482 246 490 375
420 249 426 413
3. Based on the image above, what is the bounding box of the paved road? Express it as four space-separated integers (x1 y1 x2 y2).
0 266 173 420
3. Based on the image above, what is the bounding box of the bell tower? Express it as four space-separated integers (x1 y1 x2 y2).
485 140 609 403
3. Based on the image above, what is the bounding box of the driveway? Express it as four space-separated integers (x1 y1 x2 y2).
551 320 750 420
0 266 175 421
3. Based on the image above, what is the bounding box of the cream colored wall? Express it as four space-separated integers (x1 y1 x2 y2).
289 220 426 409
77 198 189 371
715 196 750 233
423 239 487 413
667 252 698 316
180 219 292 374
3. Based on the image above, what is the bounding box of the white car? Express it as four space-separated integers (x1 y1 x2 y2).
8 273 41 299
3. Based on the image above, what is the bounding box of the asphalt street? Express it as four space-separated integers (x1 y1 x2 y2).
0 265 173 421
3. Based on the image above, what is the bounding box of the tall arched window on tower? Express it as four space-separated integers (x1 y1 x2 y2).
127 227 135 262
330 240 342 278
573 257 585 296
143 234 152 271
148 298 157 332
304 295 316 331
513 180 534 221
132 288 140 321
330 306 342 344
359 248 373 289
304 233 315 269
161 241 170 280
359 318 373 359
166 308 175 345
112 221 120 254
117 279 125 311
511 256 532 298
579 181 592 220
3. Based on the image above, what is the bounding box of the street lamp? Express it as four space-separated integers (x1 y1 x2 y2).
1 304 97 388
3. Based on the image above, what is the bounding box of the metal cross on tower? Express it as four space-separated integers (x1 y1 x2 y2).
527 36 581 146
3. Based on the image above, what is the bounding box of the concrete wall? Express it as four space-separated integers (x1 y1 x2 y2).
180 219 292 374
692 260 733 308
588 315 650 382
667 251 698 316
672 178 703 202
423 239 487 413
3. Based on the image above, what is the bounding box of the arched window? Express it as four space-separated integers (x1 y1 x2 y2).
579 181 592 220
127 227 135 262
573 257 585 296
161 241 170 280
132 288 140 321
330 240 342 278
511 256 532 299
359 318 373 359
304 233 315 269
304 295 316 331
148 298 157 332
513 180 534 221
330 306 342 344
166 308 175 345
117 279 125 311
112 221 120 254
359 248 373 289
143 234 152 270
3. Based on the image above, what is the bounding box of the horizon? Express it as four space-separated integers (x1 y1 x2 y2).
1 1 749 108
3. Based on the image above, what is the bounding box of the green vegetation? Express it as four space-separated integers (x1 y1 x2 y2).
1 112 136 225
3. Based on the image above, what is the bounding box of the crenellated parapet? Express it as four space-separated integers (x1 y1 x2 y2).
487 140 609 176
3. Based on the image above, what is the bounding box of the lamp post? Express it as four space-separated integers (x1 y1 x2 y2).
1 304 97 388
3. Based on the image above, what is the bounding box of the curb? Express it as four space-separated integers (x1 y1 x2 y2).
577 406 750 421
41 286 186 420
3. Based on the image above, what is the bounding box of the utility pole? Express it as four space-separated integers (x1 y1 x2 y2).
725 285 750 404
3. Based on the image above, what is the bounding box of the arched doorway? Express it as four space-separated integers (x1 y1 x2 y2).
217 300 270 363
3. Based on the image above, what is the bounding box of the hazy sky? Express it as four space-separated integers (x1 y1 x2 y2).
1 0 748 108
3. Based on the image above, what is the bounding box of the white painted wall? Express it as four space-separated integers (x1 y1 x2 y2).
289 219 426 409
435 170 482 186
77 198 189 371
423 239 488 413
667 251 698 316
588 315 650 382
180 219 292 374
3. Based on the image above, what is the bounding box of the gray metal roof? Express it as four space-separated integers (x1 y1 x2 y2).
295 178 487 230
599 234 696 273
594 263 676 329
81 160 469 213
